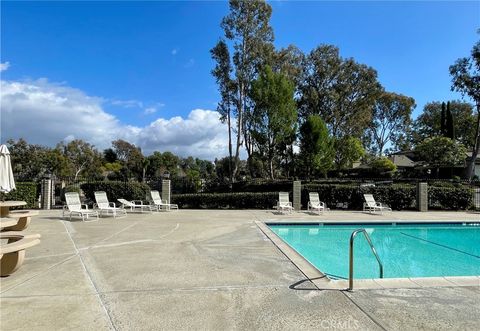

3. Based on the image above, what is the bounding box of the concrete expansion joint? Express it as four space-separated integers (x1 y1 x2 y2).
61 220 118 331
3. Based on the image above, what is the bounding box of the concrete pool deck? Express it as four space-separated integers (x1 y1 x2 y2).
1 209 479 330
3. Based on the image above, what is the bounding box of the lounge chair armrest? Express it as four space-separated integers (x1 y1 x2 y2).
132 200 143 205
82 204 90 210
109 202 117 208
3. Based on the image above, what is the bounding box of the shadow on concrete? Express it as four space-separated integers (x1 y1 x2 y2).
289 276 328 291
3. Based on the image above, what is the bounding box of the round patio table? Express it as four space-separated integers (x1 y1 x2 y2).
0 201 27 217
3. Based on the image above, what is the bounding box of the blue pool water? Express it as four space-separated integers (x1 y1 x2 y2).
269 223 480 279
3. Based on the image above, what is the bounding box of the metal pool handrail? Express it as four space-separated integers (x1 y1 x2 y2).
348 229 384 291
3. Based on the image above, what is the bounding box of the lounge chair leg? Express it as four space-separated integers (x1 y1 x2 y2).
1 250 26 276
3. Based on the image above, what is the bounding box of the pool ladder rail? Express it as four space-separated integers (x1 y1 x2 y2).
348 229 384 291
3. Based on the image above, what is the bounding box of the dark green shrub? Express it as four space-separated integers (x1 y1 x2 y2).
172 192 278 209
428 186 473 210
80 181 151 204
0 182 38 208
362 185 416 211
302 184 361 209
302 184 416 210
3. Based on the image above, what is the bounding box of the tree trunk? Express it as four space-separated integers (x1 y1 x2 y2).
269 158 274 180
226 110 233 186
465 103 480 181
232 82 244 181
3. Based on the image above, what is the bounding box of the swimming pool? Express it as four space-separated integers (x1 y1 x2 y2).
268 223 480 279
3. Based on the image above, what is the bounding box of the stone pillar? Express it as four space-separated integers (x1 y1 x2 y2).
41 178 52 210
474 188 480 210
416 182 428 212
162 180 171 204
293 180 301 211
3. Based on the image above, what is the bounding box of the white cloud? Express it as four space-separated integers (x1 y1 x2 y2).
171 48 178 56
110 99 143 108
0 78 228 160
0 62 10 72
143 107 157 115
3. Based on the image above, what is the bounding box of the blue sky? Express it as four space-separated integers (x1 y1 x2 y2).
1 1 479 159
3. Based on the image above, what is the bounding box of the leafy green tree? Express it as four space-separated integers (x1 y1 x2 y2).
440 102 447 136
368 157 397 177
367 91 415 155
299 115 334 178
412 101 476 148
271 45 304 87
8 139 71 179
43 148 70 178
61 139 101 180
250 66 297 179
449 37 480 180
446 101 455 140
103 148 118 163
101 161 122 179
217 0 275 163
298 45 382 137
112 139 144 180
146 151 179 177
334 137 365 170
415 137 467 176
211 39 235 183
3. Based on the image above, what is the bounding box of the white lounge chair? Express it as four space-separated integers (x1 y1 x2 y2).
277 192 294 214
63 192 99 222
308 192 327 214
94 191 127 218
363 194 392 214
150 190 178 211
118 198 153 213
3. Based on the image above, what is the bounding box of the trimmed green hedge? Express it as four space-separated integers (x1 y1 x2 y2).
206 180 293 193
172 192 278 209
80 181 151 204
0 182 38 208
302 184 417 210
303 183 474 210
428 186 473 210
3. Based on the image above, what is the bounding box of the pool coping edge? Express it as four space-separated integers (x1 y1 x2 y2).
255 220 480 290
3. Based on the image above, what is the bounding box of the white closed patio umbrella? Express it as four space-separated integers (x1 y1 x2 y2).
0 144 16 194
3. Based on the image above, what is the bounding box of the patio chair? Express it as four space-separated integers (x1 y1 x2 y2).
277 192 294 214
307 192 327 215
94 191 127 218
63 192 99 222
363 194 392 214
0 231 41 276
149 190 178 211
118 198 153 213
